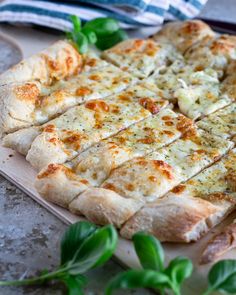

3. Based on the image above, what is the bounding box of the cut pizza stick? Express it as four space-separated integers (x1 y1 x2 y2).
121 148 236 242
0 63 137 136
197 102 236 140
102 38 182 78
200 219 236 265
0 40 83 86
34 108 193 208
152 19 215 53
185 34 236 78
68 129 233 228
141 59 232 119
4 85 168 170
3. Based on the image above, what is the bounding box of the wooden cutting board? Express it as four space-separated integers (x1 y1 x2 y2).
1 142 236 295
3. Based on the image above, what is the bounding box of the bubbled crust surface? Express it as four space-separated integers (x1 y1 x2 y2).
0 40 82 85
69 188 144 228
35 163 90 208
153 20 215 53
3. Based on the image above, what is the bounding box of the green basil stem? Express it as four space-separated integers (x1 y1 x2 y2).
0 267 67 287
202 289 213 295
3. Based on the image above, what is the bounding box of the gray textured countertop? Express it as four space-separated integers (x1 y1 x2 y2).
1 0 236 294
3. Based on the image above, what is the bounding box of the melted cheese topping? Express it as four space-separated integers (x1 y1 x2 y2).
169 149 236 203
185 35 236 77
197 103 236 139
142 60 231 119
67 109 192 186
103 39 182 78
33 65 137 123
26 85 168 170
101 129 233 202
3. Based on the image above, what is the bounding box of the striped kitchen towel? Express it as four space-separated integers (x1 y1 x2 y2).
0 0 208 30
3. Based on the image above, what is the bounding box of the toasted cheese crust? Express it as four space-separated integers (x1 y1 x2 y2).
68 130 233 227
142 60 232 119
0 40 83 86
0 64 137 136
26 86 168 170
34 109 193 209
103 38 182 78
197 103 236 139
153 20 215 53
102 130 232 201
185 35 236 77
121 149 236 242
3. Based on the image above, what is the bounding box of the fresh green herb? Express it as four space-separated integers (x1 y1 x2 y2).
105 231 193 295
95 29 128 50
203 260 236 295
83 17 119 36
0 221 118 294
66 15 127 53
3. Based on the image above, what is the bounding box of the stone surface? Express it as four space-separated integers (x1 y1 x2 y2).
0 175 150 295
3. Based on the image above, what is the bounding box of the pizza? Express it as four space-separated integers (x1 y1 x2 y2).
197 103 236 139
0 49 136 136
34 109 193 208
69 129 233 226
152 19 215 53
102 39 182 78
141 59 232 119
4 85 168 170
1 19 236 264
121 149 236 241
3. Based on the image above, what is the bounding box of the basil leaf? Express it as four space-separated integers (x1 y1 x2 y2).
84 18 119 36
60 221 97 265
95 29 128 51
67 225 117 274
206 260 236 294
81 27 97 44
75 32 89 54
105 269 171 295
165 257 193 295
132 232 164 271
62 274 87 295
70 15 81 34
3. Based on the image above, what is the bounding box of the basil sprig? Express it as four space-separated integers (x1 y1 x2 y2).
2 220 236 294
106 231 193 295
0 221 117 294
66 15 128 53
203 260 236 295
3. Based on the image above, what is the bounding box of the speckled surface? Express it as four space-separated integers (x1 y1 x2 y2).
0 176 150 295
1 0 236 294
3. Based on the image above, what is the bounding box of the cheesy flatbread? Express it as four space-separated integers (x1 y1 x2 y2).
70 129 233 227
0 65 137 136
185 35 236 77
153 20 215 53
142 60 232 119
34 109 193 208
197 103 236 139
102 39 182 78
21 86 167 170
121 149 236 241
0 40 82 86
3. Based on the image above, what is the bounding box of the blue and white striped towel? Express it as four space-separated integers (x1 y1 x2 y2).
0 0 208 30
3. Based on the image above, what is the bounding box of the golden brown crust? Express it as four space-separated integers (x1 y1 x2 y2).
200 222 236 264
120 195 219 242
153 20 215 53
35 163 89 208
